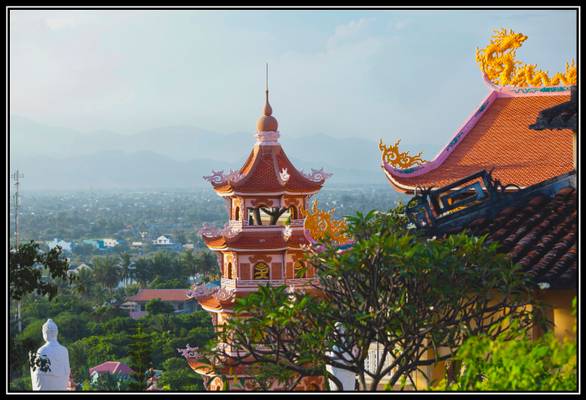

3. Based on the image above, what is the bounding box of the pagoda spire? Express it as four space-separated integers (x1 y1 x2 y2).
256 63 279 134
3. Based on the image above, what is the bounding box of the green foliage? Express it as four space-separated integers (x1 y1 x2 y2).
127 323 152 390
90 372 134 391
149 277 189 289
217 206 537 390
435 329 576 391
159 357 204 391
435 298 577 391
91 256 121 292
145 299 175 315
9 374 32 391
10 241 72 301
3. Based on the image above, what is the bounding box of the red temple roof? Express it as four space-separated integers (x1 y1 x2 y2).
211 144 325 195
382 86 574 193
89 361 134 376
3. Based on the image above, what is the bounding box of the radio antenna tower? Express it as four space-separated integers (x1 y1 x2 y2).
12 169 24 333
12 169 24 249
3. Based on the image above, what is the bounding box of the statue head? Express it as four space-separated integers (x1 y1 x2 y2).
42 319 58 342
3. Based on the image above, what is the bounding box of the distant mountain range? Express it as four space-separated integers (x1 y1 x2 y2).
9 115 441 190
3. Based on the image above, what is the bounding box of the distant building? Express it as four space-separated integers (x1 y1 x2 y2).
152 235 172 245
47 238 72 252
89 361 134 384
125 289 198 319
68 263 92 275
82 239 103 249
131 241 143 247
182 243 195 250
102 238 119 248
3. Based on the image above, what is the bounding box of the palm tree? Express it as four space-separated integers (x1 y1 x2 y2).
132 258 152 288
75 267 95 299
91 256 121 294
119 253 132 287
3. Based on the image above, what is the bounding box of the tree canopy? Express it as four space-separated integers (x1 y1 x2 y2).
210 206 539 391
10 241 71 301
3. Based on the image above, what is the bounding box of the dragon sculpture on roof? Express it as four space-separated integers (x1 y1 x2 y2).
379 139 426 170
303 200 350 245
476 28 576 87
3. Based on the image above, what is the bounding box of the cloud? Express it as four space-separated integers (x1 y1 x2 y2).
326 17 372 49
44 14 88 30
391 19 410 31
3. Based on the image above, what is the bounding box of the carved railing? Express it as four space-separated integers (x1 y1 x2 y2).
237 279 286 288
406 169 520 230
285 278 318 286
220 278 236 288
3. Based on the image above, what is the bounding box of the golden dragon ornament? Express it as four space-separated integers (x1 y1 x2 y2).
476 28 576 87
379 139 425 170
303 200 350 244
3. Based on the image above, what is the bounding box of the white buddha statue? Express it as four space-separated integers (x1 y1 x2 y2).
326 322 356 390
30 319 72 391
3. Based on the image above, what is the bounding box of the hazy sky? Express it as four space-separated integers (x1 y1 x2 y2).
9 9 577 147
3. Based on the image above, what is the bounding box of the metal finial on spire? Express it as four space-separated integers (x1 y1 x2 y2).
256 62 278 132
265 62 269 92
262 63 273 117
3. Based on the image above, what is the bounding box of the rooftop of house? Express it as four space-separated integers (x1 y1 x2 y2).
127 289 190 303
407 170 576 290
89 361 134 376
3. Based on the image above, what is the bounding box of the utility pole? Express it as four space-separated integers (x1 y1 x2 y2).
12 170 24 333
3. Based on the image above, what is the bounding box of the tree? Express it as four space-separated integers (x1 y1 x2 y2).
194 251 218 277
132 258 153 288
9 241 71 301
9 241 72 385
149 277 189 289
434 298 577 391
92 256 121 294
145 299 175 315
74 268 96 299
119 253 132 287
128 323 152 391
210 207 538 391
91 372 133 391
158 357 204 391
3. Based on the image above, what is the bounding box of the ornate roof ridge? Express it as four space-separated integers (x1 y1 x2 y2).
381 84 573 193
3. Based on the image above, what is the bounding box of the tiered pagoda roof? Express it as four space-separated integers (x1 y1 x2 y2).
203 228 309 251
204 89 328 197
209 144 325 196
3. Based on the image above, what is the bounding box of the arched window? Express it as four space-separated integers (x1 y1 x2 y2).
227 262 233 279
235 207 240 221
289 205 298 220
294 260 306 278
253 262 270 280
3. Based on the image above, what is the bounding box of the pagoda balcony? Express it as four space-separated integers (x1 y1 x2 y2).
290 219 305 227
220 277 317 289
233 279 286 288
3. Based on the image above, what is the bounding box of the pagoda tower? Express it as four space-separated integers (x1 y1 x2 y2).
188 83 331 391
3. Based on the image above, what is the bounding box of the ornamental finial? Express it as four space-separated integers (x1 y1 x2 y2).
257 63 279 132
476 28 576 87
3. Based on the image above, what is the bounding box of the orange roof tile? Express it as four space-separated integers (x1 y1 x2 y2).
212 144 324 195
384 94 574 193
